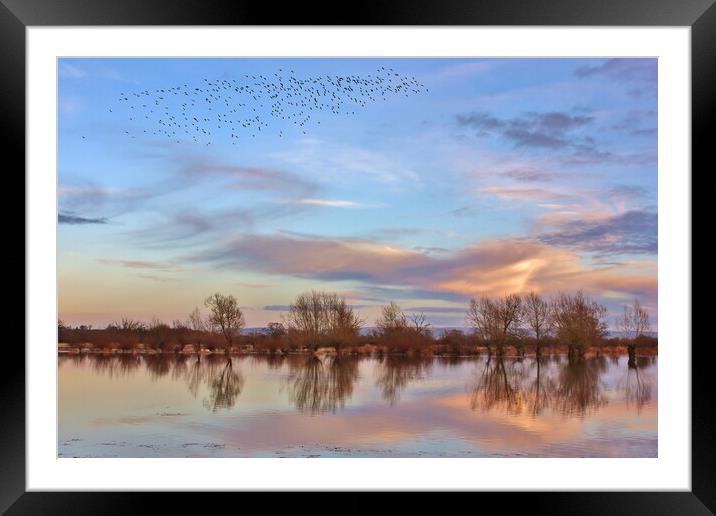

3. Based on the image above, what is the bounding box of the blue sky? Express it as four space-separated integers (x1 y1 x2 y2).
58 58 657 329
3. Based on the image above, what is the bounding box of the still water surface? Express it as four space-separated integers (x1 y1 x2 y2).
59 353 657 457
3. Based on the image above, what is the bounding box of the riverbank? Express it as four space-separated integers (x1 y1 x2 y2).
58 342 657 357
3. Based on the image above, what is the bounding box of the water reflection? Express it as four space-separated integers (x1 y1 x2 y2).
203 358 245 412
527 357 554 416
470 356 527 414
84 353 142 379
286 355 359 414
144 353 172 380
624 356 653 413
466 354 652 418
553 356 607 417
375 355 433 405
60 354 247 412
59 352 654 418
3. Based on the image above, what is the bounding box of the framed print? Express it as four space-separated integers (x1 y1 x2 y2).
6 0 714 512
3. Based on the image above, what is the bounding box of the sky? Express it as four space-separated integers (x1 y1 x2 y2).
58 58 657 330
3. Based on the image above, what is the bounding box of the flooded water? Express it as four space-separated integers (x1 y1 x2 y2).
58 353 657 457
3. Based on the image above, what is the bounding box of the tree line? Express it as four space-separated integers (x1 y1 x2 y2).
58 289 653 358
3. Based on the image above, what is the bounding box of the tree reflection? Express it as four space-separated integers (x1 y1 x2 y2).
286 355 359 414
527 356 553 417
59 354 87 368
144 354 172 380
553 356 607 417
468 355 609 417
68 352 652 419
203 358 245 412
624 356 653 413
374 355 432 405
249 353 286 370
469 356 527 414
171 353 190 381
87 353 142 379
185 356 204 398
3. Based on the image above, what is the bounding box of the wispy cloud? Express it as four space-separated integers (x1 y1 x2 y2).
404 306 467 314
263 303 369 312
611 109 657 134
479 186 569 202
135 274 175 283
186 232 657 304
181 159 318 197
96 258 183 272
59 62 87 79
273 139 421 187
454 109 655 169
296 198 386 208
59 183 156 220
538 210 657 255
575 59 657 84
58 213 107 225
263 304 290 312
431 61 494 81
127 208 255 248
497 168 554 183
59 60 139 84
457 111 594 149
114 153 325 248
575 59 657 98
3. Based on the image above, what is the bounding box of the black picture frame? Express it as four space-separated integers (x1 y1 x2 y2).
4 0 713 512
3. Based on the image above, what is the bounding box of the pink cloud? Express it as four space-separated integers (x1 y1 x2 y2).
189 233 657 306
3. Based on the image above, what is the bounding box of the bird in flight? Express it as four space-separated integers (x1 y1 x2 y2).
107 67 429 146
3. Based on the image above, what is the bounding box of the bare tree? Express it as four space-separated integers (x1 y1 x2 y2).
616 298 651 367
466 297 500 344
323 292 364 344
408 312 432 336
633 300 650 338
108 318 146 332
375 301 408 337
551 291 607 361
204 293 245 351
186 307 206 332
287 290 325 347
497 293 523 341
286 290 363 350
523 291 552 355
58 320 70 344
186 306 207 355
171 319 188 330
616 299 651 340
266 322 287 338
149 318 173 351
466 294 523 354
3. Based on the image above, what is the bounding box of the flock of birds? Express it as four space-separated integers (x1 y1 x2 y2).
103 67 429 146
